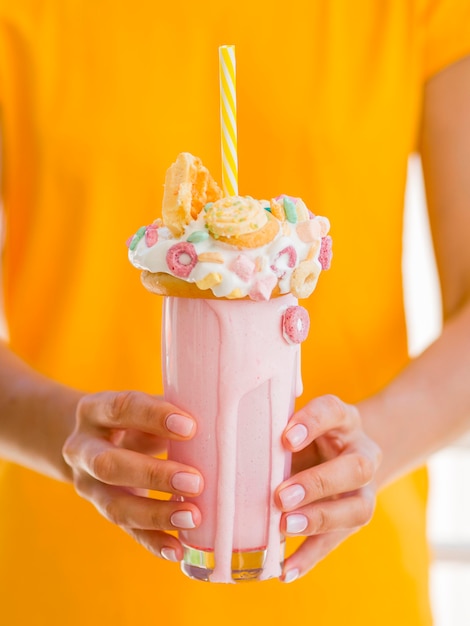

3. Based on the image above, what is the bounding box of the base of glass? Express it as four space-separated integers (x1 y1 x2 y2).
181 543 267 582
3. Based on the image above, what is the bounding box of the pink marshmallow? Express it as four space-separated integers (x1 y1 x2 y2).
249 274 278 301
229 254 256 282
296 219 322 243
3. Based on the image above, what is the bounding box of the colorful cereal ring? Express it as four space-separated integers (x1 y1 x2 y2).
166 242 198 278
283 306 310 344
319 235 333 270
270 245 297 278
145 225 159 247
290 260 320 298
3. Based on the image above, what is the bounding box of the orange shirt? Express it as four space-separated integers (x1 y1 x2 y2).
0 1 470 624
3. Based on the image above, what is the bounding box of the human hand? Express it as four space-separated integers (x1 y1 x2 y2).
62 391 203 562
276 394 382 582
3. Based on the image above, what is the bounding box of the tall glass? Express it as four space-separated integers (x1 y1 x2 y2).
162 294 303 583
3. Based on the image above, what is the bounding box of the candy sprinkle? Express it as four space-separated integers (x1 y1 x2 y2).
283 197 298 224
198 252 225 264
187 230 210 243
196 272 222 290
129 226 146 251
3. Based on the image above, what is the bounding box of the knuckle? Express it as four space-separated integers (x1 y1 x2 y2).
357 492 375 525
75 393 100 425
353 453 375 486
72 472 90 499
348 403 362 427
61 436 75 465
143 462 162 490
373 442 383 467
129 530 154 554
74 395 89 422
109 391 157 431
310 470 329 499
91 449 117 483
321 394 347 421
312 507 329 533
148 508 165 530
318 395 363 432
108 390 140 426
101 496 124 526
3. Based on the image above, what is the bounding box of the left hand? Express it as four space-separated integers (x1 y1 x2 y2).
276 394 382 583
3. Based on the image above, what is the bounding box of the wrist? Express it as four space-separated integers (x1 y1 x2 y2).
0 344 84 482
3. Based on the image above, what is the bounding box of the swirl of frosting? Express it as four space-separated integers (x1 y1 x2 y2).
204 196 269 238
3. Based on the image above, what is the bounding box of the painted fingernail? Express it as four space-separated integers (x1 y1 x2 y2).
161 547 179 562
279 484 306 509
286 513 308 534
171 472 201 494
283 568 300 583
166 413 195 437
285 424 308 448
171 510 196 529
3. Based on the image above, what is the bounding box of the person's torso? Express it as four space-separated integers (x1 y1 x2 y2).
0 2 434 624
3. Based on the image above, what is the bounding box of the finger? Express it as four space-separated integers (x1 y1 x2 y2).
281 485 375 537
76 391 197 440
283 395 360 451
111 428 167 455
69 436 203 495
125 528 184 562
75 478 202 531
278 442 379 509
280 529 355 582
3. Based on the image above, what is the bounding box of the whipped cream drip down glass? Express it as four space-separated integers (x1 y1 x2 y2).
162 294 305 582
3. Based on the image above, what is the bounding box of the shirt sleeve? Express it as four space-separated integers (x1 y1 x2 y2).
420 0 470 80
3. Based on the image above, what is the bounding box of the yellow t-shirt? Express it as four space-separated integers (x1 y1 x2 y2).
0 1 470 625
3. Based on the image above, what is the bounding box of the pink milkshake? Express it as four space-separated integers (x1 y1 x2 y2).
128 153 332 583
163 295 301 581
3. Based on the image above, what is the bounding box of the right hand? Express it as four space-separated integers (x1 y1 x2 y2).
62 390 203 562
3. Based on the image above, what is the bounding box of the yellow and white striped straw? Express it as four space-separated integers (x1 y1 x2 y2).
219 45 238 196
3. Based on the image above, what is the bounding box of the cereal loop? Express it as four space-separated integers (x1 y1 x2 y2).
290 260 320 299
283 306 310 344
270 245 297 278
166 242 198 278
319 235 333 270
145 225 159 248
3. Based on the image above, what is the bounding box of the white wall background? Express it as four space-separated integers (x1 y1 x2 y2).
403 155 470 626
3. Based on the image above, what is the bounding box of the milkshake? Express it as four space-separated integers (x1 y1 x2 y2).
128 153 332 582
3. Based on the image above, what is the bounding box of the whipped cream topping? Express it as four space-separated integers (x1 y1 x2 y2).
128 194 331 301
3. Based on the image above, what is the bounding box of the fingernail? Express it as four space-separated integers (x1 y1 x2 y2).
286 513 308 534
285 424 308 448
161 547 179 562
171 510 196 529
279 484 306 509
283 568 300 583
166 413 195 437
171 472 201 494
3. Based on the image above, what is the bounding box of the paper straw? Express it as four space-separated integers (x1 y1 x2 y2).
219 45 238 196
